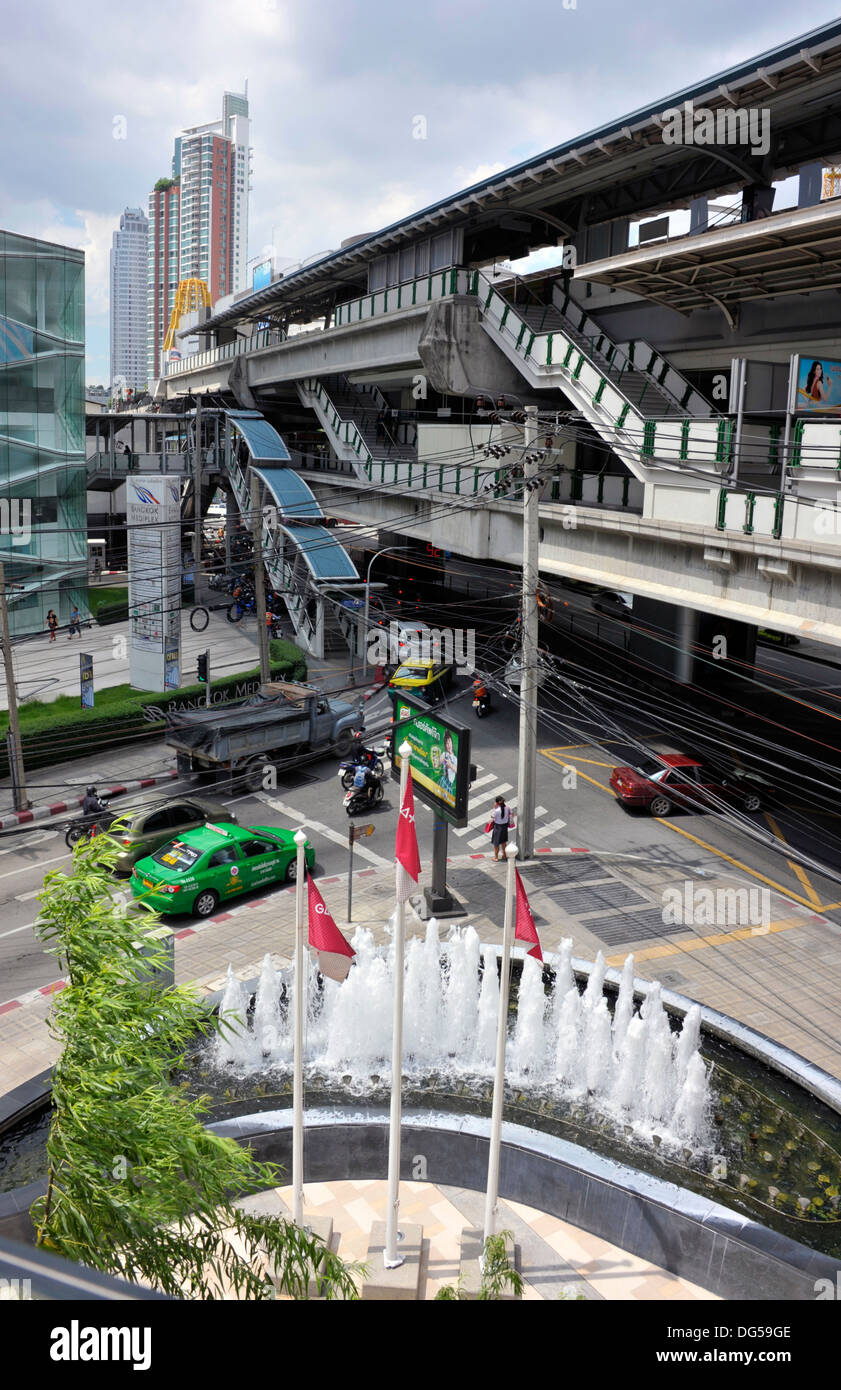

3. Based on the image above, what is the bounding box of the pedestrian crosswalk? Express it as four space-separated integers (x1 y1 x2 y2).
412 760 565 850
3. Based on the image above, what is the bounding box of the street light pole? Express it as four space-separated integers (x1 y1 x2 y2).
516 406 539 861
362 544 413 680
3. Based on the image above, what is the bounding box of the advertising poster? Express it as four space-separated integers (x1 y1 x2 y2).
127 477 183 692
389 692 470 826
794 355 841 413
80 653 94 709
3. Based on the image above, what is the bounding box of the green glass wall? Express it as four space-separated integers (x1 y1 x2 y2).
0 230 87 636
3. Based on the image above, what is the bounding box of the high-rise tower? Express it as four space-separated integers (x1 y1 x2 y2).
109 207 148 393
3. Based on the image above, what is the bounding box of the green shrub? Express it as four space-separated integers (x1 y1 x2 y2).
0 645 308 779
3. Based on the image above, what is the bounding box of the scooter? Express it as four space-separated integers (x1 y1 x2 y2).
472 686 492 718
337 744 386 789
343 772 384 816
64 801 113 848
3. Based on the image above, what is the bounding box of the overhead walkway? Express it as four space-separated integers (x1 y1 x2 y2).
223 410 361 657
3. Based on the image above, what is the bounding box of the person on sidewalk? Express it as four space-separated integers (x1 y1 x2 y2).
67 605 81 638
46 609 58 642
489 794 513 861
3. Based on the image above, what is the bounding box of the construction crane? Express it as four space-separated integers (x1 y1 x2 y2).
163 278 212 353
822 167 841 200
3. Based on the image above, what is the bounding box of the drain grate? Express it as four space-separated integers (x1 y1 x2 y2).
520 857 611 890
586 909 689 948
551 884 649 914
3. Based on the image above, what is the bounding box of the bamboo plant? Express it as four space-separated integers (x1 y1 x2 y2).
31 833 359 1300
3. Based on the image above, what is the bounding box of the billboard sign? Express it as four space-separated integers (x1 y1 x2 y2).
127 477 182 692
252 261 272 291
80 653 94 709
388 692 471 827
793 355 841 413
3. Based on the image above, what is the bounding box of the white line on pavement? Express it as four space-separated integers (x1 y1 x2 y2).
0 920 37 940
533 818 567 841
255 792 390 867
0 849 70 881
14 888 42 902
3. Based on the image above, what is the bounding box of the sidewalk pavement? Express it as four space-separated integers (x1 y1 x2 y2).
2 842 840 1094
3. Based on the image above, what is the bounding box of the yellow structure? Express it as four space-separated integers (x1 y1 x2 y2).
163 278 212 353
822 167 841 200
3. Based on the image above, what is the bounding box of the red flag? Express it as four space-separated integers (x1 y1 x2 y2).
307 873 355 982
514 869 543 962
395 766 421 903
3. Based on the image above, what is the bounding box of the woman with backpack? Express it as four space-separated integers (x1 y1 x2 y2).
487 794 514 862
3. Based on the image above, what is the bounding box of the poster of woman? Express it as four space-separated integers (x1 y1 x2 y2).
796 356 841 412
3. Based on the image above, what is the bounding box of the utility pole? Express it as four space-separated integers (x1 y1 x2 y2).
0 564 28 811
192 394 203 571
516 405 539 860
251 471 271 684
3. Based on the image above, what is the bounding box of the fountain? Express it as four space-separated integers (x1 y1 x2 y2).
213 927 711 1150
3 923 841 1297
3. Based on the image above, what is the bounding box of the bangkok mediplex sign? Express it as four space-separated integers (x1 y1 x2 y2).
127 476 182 692
389 692 471 827
792 355 841 413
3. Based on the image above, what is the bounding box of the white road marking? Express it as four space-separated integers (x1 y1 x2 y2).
254 792 390 867
533 818 567 841
15 888 43 902
0 920 37 939
0 850 71 881
453 789 518 836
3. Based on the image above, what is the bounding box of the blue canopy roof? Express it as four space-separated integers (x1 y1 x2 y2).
229 413 291 462
281 525 358 580
253 465 322 520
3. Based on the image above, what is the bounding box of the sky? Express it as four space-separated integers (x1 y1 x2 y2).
2 0 840 385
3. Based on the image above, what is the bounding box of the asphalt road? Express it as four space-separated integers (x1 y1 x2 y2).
3 667 841 1002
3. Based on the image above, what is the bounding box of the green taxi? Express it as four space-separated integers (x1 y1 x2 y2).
129 822 315 918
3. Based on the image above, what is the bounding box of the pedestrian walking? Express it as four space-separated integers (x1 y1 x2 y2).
46 609 58 642
67 604 81 638
487 794 514 861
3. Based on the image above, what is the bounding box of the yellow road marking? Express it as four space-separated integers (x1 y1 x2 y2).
541 750 828 914
604 916 809 969
541 751 616 796
763 812 823 909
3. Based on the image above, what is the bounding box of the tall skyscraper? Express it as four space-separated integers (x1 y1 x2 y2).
147 89 251 379
109 207 148 393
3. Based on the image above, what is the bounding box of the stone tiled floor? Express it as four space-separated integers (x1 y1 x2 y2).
234 1181 719 1301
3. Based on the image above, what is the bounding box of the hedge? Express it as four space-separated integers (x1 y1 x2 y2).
0 640 307 780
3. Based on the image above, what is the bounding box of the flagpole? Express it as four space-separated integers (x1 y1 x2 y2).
293 828 307 1227
483 839 518 1246
385 741 412 1268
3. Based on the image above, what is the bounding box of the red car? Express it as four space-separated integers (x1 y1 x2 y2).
610 755 763 818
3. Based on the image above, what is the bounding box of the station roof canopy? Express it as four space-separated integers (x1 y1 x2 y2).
196 18 841 337
574 198 841 323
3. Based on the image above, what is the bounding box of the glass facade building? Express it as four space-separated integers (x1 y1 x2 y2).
0 230 87 636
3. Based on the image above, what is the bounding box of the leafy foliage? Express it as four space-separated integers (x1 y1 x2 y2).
32 836 359 1300
434 1231 524 1300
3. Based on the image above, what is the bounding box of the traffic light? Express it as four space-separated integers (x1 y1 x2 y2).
197 651 209 683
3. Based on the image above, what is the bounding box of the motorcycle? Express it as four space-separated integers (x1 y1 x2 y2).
337 743 386 789
343 772 384 816
64 801 113 849
472 686 492 718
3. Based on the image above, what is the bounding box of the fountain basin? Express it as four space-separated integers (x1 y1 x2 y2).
2 948 841 1300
